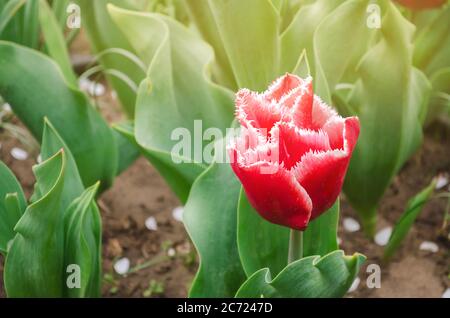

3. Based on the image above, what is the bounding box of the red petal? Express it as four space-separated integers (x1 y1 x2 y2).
236 89 281 133
272 123 331 169
231 157 312 230
293 117 360 219
264 73 303 102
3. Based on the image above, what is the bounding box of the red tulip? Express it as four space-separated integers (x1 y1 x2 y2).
394 0 447 10
229 74 360 230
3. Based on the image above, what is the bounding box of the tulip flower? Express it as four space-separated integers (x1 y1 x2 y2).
229 74 360 231
394 0 447 10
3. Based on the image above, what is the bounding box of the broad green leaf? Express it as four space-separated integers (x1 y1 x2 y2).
413 5 450 77
0 0 26 36
76 0 146 116
237 191 289 277
341 1 431 235
184 161 246 298
303 201 339 257
384 178 437 261
21 0 39 48
0 161 26 255
206 0 280 90
235 250 365 298
312 0 374 102
4 150 66 297
38 0 78 86
184 0 237 89
64 183 102 297
38 118 84 208
109 5 234 201
427 67 450 121
280 0 345 74
238 194 339 277
114 122 203 203
0 41 117 190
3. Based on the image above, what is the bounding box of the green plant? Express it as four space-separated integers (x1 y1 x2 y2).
0 119 102 297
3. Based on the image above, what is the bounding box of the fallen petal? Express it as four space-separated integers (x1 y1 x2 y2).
172 206 184 222
10 147 28 161
114 257 130 275
375 227 392 246
442 288 450 298
343 217 361 233
419 241 439 253
145 216 158 231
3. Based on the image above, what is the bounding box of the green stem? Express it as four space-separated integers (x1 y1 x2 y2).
288 230 303 263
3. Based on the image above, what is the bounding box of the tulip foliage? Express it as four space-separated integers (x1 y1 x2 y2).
0 119 102 297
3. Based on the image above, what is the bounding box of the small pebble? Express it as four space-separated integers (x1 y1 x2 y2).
172 206 184 222
114 257 130 275
419 241 439 253
10 147 28 161
343 217 360 232
442 288 450 298
167 248 176 258
375 227 392 246
145 216 158 231
435 174 449 190
36 154 42 164
337 236 342 246
348 277 360 293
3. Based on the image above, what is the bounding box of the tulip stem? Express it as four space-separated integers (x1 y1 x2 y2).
288 230 303 263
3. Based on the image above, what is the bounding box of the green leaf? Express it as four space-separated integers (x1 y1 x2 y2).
0 0 26 36
109 5 234 201
75 0 146 116
38 0 78 86
413 5 450 77
64 182 102 297
312 0 374 102
0 161 26 255
184 161 246 298
0 41 117 190
303 201 339 257
38 118 84 208
341 1 431 235
184 1 237 89
206 0 280 91
383 178 437 261
4 150 66 297
237 190 289 277
235 250 365 298
114 122 203 203
280 0 345 75
238 193 339 277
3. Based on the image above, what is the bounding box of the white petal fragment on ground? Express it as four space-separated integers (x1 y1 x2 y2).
10 147 28 161
442 288 450 298
145 216 158 231
348 277 361 293
343 217 361 232
435 174 449 190
375 227 392 246
167 248 176 258
114 257 130 275
36 154 42 164
419 241 439 253
172 206 184 222
337 236 342 246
